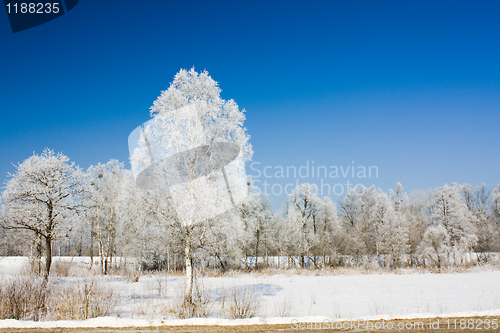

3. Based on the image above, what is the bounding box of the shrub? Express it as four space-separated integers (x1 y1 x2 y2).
48 278 117 320
222 286 261 319
0 276 47 320
174 282 213 318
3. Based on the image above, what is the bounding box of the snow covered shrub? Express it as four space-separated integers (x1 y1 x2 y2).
222 286 261 319
48 278 117 320
174 281 213 318
0 276 47 320
177 287 213 318
418 225 451 268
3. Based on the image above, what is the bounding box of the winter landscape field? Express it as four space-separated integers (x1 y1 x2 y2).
2 2 500 331
1 256 500 330
0 68 499 331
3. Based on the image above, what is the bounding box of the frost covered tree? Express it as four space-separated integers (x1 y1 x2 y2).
487 184 500 252
406 190 432 263
430 183 477 254
117 172 177 271
418 225 450 268
373 185 410 266
0 149 87 280
364 187 392 256
338 187 363 255
341 186 385 256
315 196 341 266
240 177 274 269
87 160 129 274
461 183 497 254
0 210 29 256
131 68 252 311
493 185 500 222
338 184 411 264
283 183 322 267
389 183 409 212
150 68 252 161
197 211 245 271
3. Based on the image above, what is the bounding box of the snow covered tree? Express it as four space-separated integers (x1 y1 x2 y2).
150 67 252 162
493 185 500 222
376 206 410 267
131 68 252 312
486 184 500 252
430 184 477 253
343 186 386 256
0 149 87 280
315 196 341 266
461 183 497 254
493 185 500 215
116 172 176 271
283 183 322 267
240 177 274 269
338 187 364 255
87 160 128 274
338 185 411 265
406 190 432 263
196 211 245 271
431 184 477 264
418 225 450 268
373 185 410 267
389 182 408 212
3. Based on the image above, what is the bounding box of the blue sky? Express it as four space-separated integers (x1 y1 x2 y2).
1 0 499 209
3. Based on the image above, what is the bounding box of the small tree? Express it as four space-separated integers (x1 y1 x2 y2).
240 177 274 269
284 183 321 268
87 160 127 274
316 196 341 267
418 225 450 268
431 183 477 253
0 149 87 280
406 190 432 265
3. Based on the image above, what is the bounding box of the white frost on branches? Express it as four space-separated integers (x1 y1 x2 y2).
150 68 252 163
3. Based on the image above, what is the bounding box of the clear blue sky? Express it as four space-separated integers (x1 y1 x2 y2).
1 0 499 209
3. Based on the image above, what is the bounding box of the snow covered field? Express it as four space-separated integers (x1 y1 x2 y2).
1 257 499 328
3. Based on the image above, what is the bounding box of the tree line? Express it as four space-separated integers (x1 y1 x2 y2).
1 149 499 278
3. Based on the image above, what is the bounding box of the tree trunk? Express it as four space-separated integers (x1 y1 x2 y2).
184 227 194 308
254 229 260 270
99 238 106 275
35 231 43 275
90 222 95 267
44 235 52 281
45 201 54 280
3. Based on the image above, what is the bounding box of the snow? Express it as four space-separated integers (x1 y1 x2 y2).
1 310 500 328
0 256 30 275
1 257 499 328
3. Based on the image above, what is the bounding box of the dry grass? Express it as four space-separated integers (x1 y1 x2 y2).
273 294 294 317
48 278 117 320
230 262 500 277
0 276 47 321
0 276 117 321
172 282 213 319
51 261 73 277
218 286 261 319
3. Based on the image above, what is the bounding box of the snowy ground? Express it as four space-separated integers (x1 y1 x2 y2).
1 257 500 328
